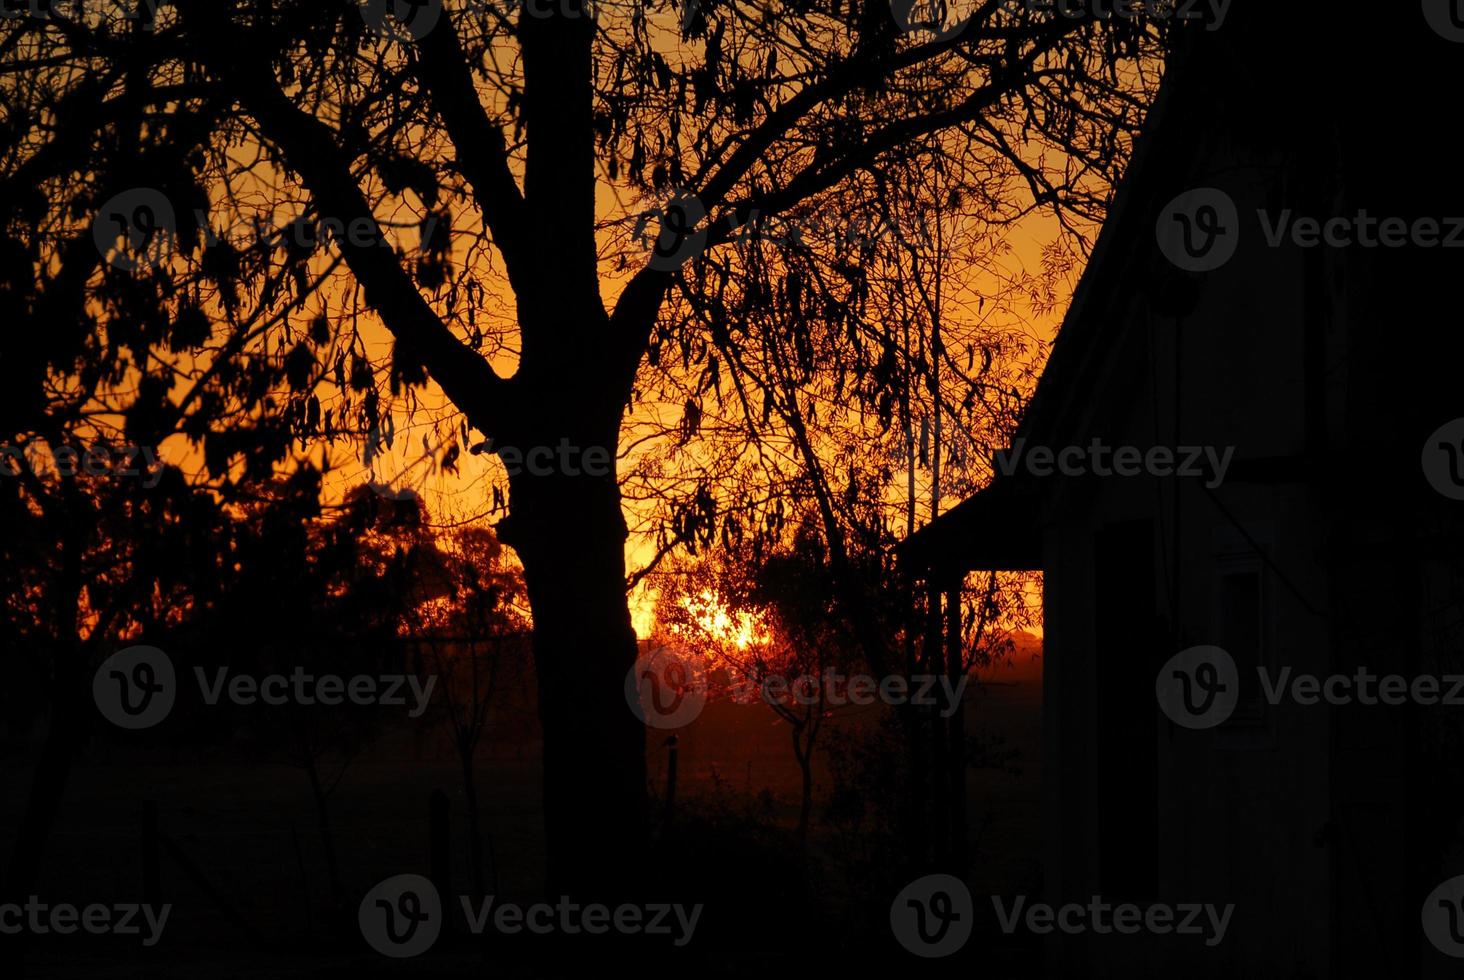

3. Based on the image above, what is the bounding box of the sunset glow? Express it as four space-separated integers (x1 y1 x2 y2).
674 589 772 651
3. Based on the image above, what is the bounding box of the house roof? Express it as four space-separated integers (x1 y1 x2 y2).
896 475 1042 578
899 24 1225 574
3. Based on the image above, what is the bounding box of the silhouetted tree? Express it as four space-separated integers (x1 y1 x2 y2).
0 0 1168 894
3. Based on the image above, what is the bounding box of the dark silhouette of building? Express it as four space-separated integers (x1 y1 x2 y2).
902 6 1464 976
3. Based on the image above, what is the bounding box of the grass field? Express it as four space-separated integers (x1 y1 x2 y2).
0 646 1042 976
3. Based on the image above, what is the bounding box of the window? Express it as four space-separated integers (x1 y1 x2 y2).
1211 525 1275 744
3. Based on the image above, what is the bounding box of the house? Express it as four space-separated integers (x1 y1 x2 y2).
900 6 1464 977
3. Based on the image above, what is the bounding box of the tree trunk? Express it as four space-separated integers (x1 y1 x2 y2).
298 745 344 907
3 663 80 905
2 682 81 980
3 527 85 978
459 742 487 897
901 575 928 867
792 723 813 849
500 454 647 901
926 583 948 863
945 582 968 875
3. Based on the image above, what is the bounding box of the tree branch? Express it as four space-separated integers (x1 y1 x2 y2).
414 12 532 293
209 52 509 435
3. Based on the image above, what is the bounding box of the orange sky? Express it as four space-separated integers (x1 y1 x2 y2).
133 194 1075 637
128 15 1092 640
